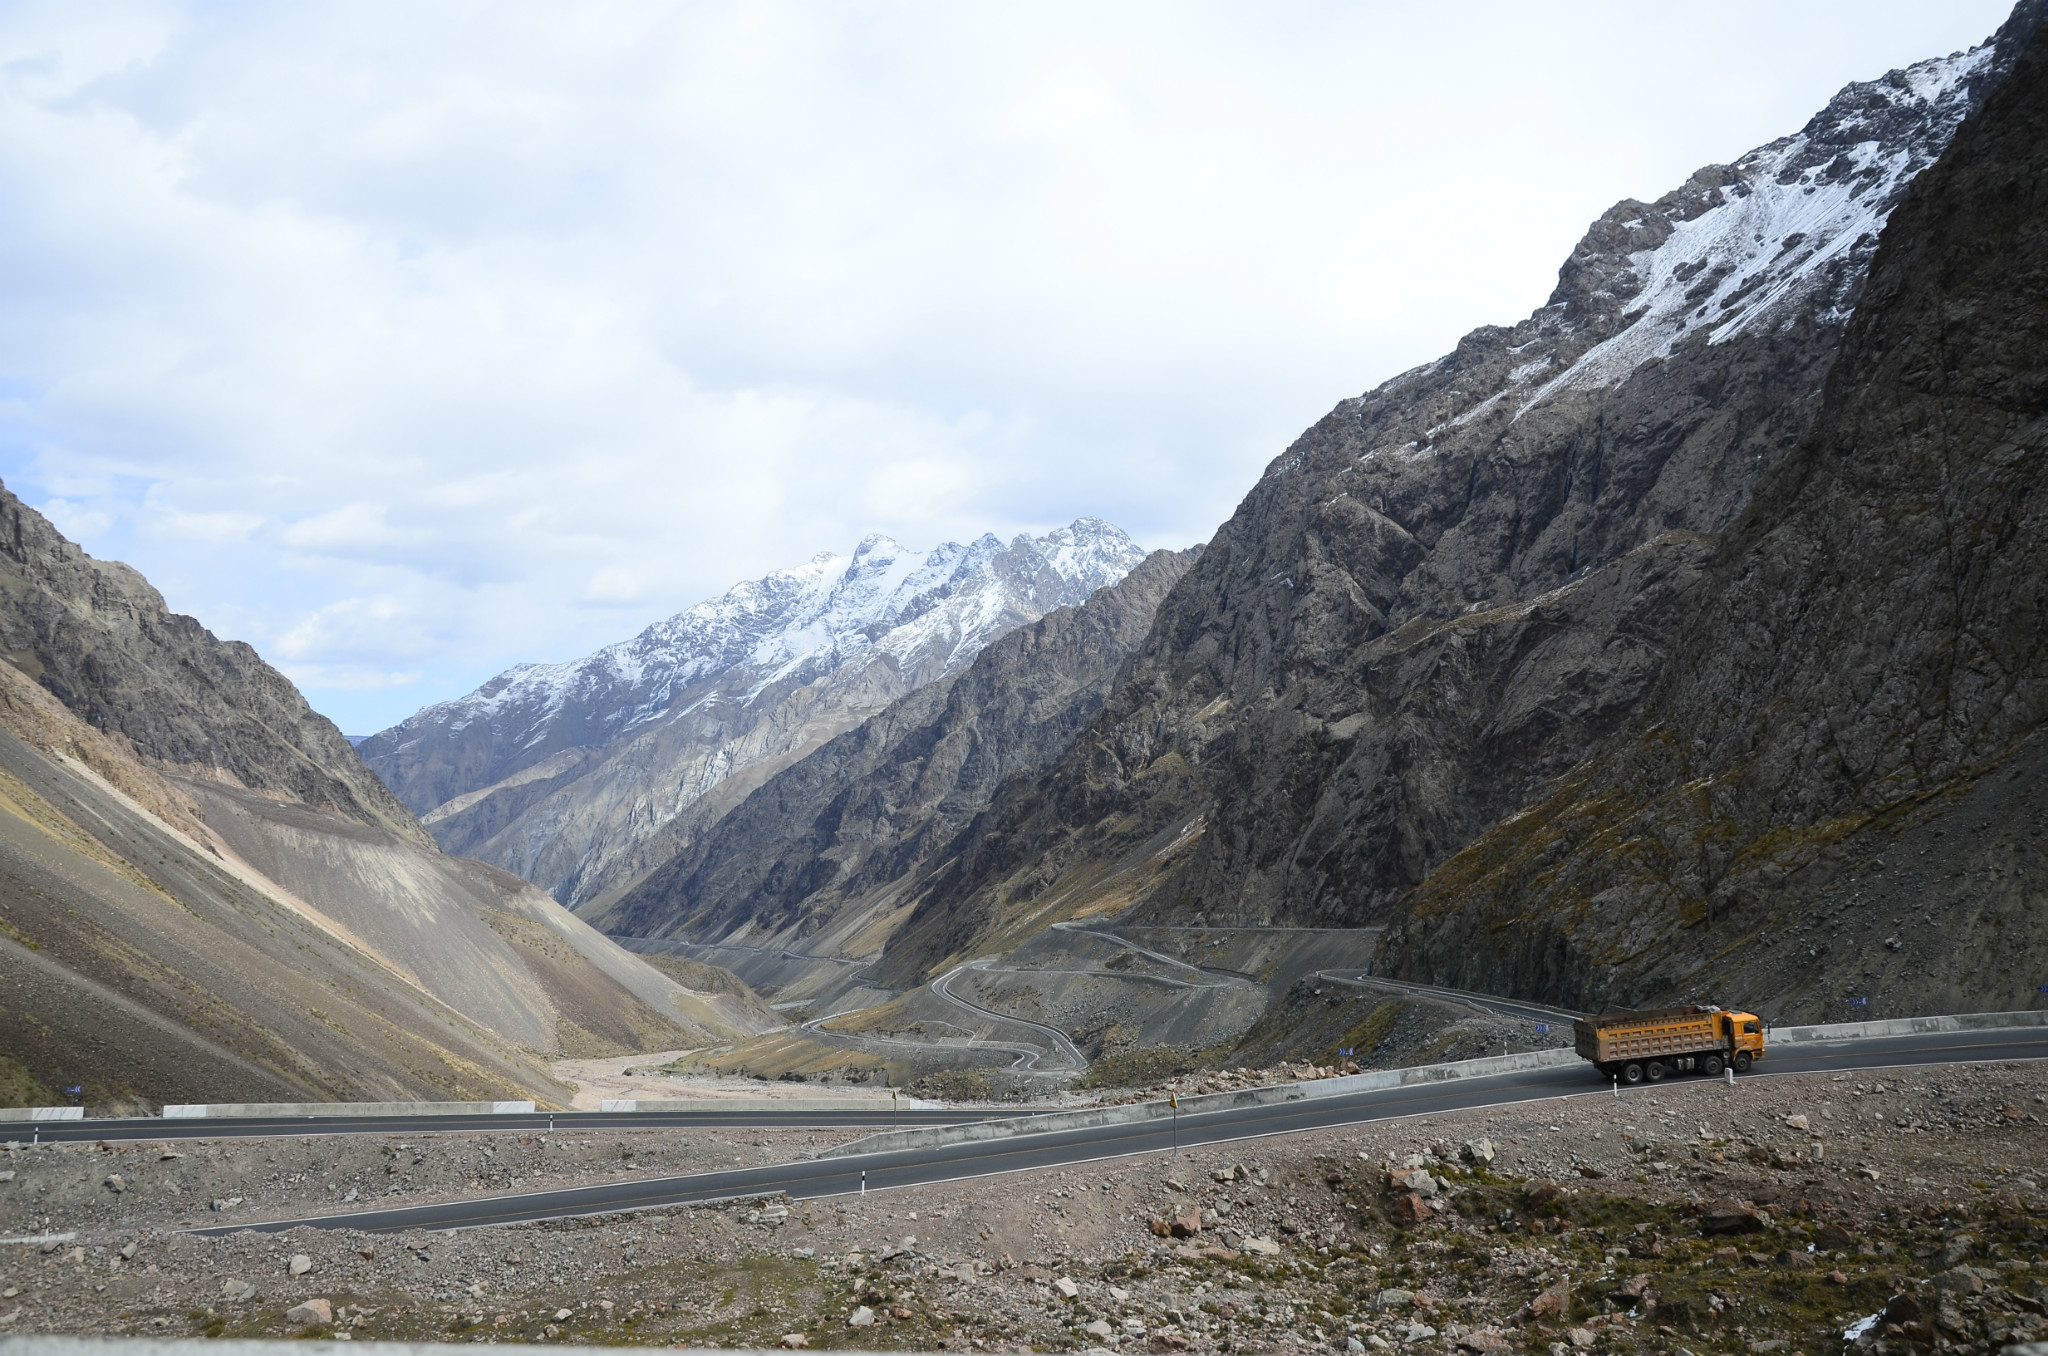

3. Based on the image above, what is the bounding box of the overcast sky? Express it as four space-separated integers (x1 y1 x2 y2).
0 1 2014 733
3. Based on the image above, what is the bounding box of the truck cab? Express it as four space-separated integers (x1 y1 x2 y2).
1720 1011 1767 1064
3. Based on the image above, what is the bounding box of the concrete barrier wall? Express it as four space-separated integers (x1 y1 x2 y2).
160 1101 536 1119
0 1107 84 1122
1769 1010 2048 1043
599 1098 918 1113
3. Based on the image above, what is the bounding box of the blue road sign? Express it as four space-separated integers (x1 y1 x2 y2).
1850 998 1869 1007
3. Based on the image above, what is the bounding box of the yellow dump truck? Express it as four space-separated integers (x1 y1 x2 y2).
1573 1006 1765 1084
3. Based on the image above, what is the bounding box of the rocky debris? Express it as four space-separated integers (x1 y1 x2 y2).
3 1063 2045 1354
287 1255 311 1276
282 1299 331 1327
846 1305 875 1327
0 1125 875 1236
1699 1200 1771 1234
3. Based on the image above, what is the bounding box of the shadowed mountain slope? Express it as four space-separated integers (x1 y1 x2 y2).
0 488 775 1109
594 545 1200 956
853 8 2042 991
363 521 1148 909
1383 12 2048 1020
0 484 427 848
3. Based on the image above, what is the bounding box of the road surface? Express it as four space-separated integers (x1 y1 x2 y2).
1314 971 1585 1025
181 1024 2048 1237
14 1104 1030 1148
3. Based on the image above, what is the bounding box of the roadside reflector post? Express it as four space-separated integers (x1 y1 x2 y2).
1725 1066 1735 1087
860 1170 866 1197
1611 1077 1618 1099
1171 1093 1179 1158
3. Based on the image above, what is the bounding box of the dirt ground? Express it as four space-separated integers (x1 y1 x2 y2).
549 1057 912 1111
0 1061 2043 1355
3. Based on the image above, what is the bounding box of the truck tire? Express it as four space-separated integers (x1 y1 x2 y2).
1645 1061 1668 1082
1621 1061 1644 1084
1702 1054 1725 1078
1732 1052 1752 1074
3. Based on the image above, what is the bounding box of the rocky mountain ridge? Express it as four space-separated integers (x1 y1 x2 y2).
1383 9 2048 1018
593 544 1201 955
0 484 427 848
362 519 1149 908
837 8 2045 997
0 485 773 1109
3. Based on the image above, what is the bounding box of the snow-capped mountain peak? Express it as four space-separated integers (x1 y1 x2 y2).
1335 27 2023 455
362 518 1148 830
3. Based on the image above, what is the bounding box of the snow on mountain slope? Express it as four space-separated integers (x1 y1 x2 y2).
359 519 1147 907
1412 41 2001 440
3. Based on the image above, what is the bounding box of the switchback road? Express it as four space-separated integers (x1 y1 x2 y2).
184 1025 2048 1238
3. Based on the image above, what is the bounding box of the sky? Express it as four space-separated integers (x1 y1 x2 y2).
0 1 2016 734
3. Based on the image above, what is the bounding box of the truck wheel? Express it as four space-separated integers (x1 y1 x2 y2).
1732 1052 1752 1074
1645 1061 1668 1082
1621 1062 1644 1085
1702 1054 1725 1078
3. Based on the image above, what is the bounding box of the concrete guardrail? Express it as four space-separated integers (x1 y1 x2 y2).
598 1097 935 1113
1768 1010 2048 1043
0 1107 83 1123
160 1101 536 1119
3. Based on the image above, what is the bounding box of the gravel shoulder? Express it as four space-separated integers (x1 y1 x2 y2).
0 1061 2043 1355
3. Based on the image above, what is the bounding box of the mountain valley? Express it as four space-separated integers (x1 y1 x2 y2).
513 2 2048 1090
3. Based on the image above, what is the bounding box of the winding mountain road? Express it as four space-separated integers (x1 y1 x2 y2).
175 1024 2048 1237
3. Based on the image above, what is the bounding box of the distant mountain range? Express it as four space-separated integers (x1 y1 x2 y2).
359 519 1150 909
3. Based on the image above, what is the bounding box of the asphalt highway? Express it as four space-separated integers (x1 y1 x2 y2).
184 1025 2048 1238
1314 970 1585 1025
15 1105 1028 1148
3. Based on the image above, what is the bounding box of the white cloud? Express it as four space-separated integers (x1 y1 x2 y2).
0 0 2016 732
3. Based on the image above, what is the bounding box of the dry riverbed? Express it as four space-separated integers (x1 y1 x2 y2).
0 1062 2043 1355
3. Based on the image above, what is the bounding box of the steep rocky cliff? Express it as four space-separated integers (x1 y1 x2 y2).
594 545 1200 952
362 520 1148 909
1384 14 2048 1020
863 9 2041 989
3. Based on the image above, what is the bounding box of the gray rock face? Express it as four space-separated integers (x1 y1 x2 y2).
866 12 2038 988
0 480 428 848
362 520 1149 908
594 545 1200 947
1386 11 2048 1018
